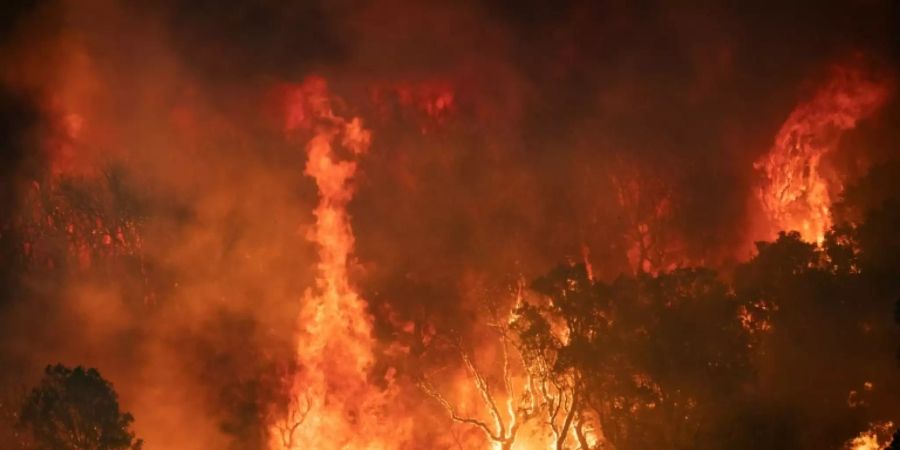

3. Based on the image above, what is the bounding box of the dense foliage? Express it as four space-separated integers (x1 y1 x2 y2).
506 164 900 449
19 365 143 450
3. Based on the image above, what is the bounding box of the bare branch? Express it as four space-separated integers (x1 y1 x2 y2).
418 379 500 442
419 312 538 450
276 389 312 450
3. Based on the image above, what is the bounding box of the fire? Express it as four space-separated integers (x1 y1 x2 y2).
270 77 402 450
3 2 900 448
755 63 891 244
844 421 895 450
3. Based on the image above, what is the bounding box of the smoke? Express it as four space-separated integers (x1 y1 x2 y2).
0 0 897 448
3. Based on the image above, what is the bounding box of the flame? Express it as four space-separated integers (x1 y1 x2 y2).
755 64 891 243
270 77 402 450
844 421 895 450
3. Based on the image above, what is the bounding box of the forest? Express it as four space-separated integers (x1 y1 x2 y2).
0 0 899 449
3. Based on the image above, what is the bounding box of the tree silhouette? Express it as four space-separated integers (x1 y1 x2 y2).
515 263 606 449
516 263 753 450
732 220 899 448
19 364 143 450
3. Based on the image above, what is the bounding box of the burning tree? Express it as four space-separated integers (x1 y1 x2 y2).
7 165 156 306
512 263 755 450
417 296 540 450
733 210 900 448
512 267 603 449
271 388 311 450
608 159 680 275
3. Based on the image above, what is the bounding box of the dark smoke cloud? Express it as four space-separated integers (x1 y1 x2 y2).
154 0 347 81
0 0 47 246
0 0 44 43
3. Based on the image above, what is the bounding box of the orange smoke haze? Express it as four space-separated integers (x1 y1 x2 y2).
0 1 898 449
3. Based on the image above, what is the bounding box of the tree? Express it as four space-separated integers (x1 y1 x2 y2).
419 329 537 450
612 269 751 449
516 263 753 450
19 364 143 450
732 224 899 448
514 263 606 449
608 160 679 274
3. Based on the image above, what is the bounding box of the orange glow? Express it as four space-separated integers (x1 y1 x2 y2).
270 78 404 450
844 421 895 450
369 80 456 133
3 2 900 448
755 64 891 244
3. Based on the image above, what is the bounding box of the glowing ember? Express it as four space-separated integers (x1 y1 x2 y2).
844 421 895 450
755 64 891 244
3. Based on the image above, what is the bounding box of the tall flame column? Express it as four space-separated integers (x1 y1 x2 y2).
271 78 392 450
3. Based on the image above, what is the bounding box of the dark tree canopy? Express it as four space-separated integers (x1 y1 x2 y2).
19 364 142 450
508 158 900 449
513 263 754 450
